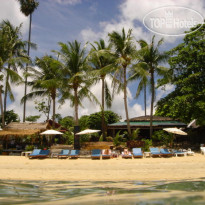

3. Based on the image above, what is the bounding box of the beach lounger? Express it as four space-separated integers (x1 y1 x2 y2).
58 149 70 159
132 148 143 158
186 148 195 156
102 149 111 159
150 147 161 157
160 148 173 157
173 149 187 157
122 149 132 159
91 149 101 159
29 149 41 159
200 147 205 155
69 150 80 159
37 150 50 158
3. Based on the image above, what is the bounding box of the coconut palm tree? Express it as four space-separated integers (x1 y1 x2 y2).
17 0 39 122
0 21 26 127
55 40 98 126
21 55 62 124
108 28 137 137
89 39 115 140
0 21 27 116
129 63 150 116
137 36 168 137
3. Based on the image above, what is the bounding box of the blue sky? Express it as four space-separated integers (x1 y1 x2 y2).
0 0 205 122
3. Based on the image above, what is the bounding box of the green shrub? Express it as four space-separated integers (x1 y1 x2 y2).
62 131 74 145
25 145 34 151
106 136 113 142
152 130 172 146
113 131 123 146
142 139 152 152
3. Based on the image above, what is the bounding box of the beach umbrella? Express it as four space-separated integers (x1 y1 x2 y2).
163 127 187 135
40 129 63 135
40 129 63 145
76 129 101 135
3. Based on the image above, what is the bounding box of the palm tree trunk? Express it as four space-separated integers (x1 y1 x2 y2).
0 85 5 128
4 76 9 115
23 14 32 122
3 66 10 126
144 85 147 116
101 77 106 141
52 91 56 128
150 68 155 137
74 87 79 126
47 97 51 121
123 66 131 137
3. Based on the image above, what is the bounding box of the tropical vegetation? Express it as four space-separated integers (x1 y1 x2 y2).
1 3 204 148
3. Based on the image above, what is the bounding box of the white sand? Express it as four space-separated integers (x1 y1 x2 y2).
0 154 204 181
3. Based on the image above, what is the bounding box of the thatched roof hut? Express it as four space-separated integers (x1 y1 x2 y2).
0 120 67 137
0 122 48 136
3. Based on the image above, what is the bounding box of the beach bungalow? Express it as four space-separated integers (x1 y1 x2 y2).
0 120 66 155
107 116 187 138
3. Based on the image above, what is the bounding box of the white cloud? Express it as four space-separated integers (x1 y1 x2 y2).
81 0 205 44
0 0 29 35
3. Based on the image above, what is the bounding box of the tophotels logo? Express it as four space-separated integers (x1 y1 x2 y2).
143 6 204 36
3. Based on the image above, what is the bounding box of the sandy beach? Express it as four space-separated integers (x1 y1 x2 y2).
0 154 204 182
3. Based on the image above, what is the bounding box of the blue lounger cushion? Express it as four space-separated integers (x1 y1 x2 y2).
132 148 143 158
91 149 101 158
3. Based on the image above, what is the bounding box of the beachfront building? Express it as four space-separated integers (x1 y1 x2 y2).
107 116 187 138
0 120 66 155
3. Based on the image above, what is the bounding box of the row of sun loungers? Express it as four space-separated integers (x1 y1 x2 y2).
29 149 80 159
28 147 195 159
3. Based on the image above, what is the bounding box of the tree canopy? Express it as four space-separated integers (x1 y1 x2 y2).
155 23 205 125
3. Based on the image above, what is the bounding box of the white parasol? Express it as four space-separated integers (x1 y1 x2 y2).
163 127 187 135
76 129 101 135
40 129 63 135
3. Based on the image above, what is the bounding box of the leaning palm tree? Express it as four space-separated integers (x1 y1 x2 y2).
55 40 98 126
89 39 115 140
137 36 168 137
17 0 39 122
108 28 136 137
21 55 62 124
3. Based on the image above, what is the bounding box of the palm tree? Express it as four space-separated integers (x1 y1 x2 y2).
21 55 62 124
55 40 98 126
17 0 39 122
137 36 168 137
108 28 136 137
129 63 150 116
0 21 27 117
0 21 26 127
89 39 115 140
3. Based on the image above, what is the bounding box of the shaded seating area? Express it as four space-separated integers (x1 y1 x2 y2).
69 150 80 159
121 149 132 159
150 147 161 157
58 149 70 159
102 149 111 159
132 148 143 158
29 149 50 159
91 149 101 159
160 148 173 157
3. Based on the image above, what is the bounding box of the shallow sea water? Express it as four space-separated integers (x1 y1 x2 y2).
1 180 205 204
